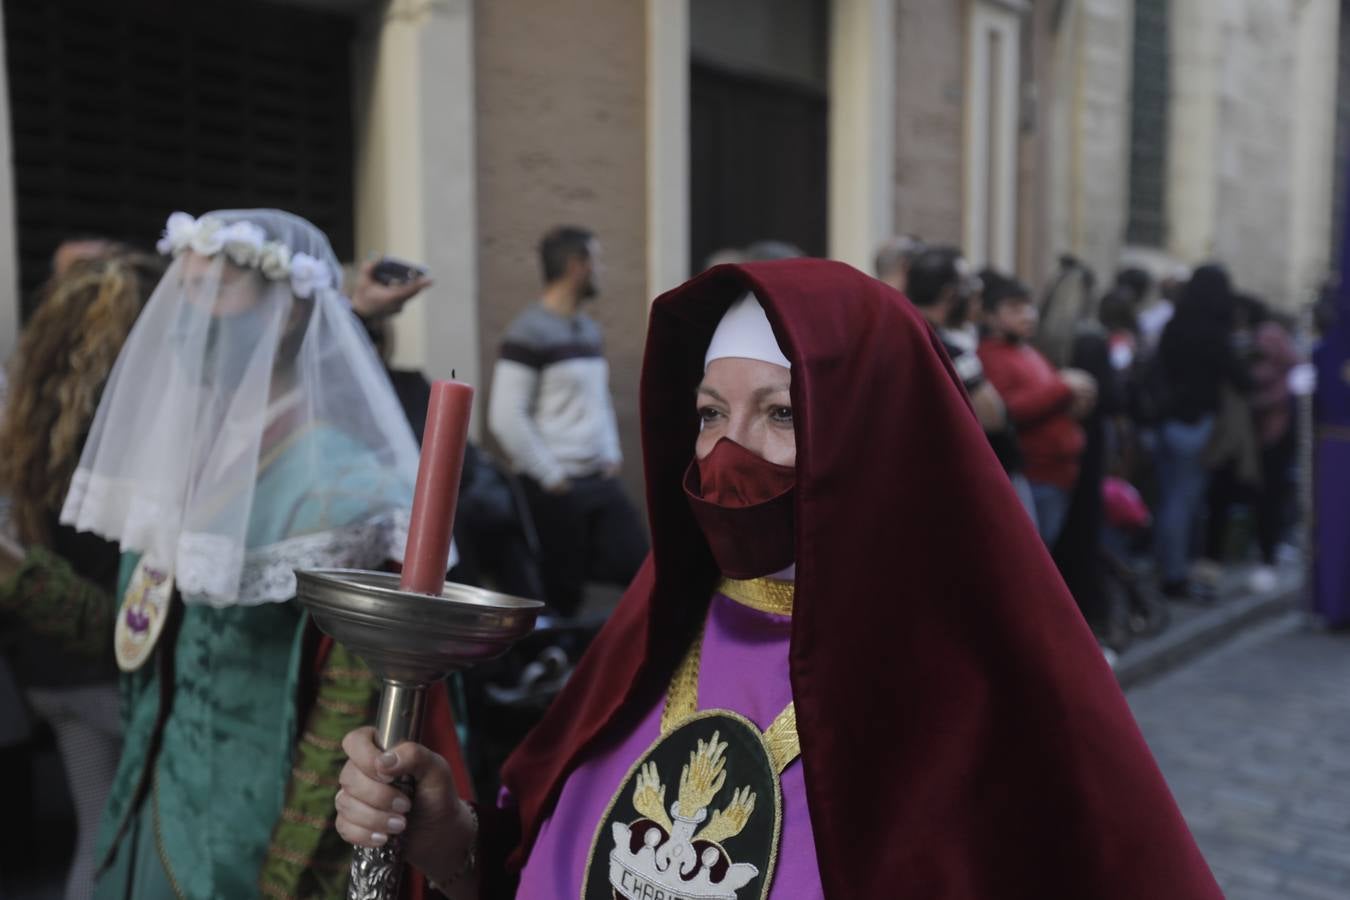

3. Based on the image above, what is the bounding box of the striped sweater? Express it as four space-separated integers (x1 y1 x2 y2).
488 303 622 487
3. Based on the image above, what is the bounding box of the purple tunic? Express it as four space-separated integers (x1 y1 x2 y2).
514 591 823 898
1315 335 1350 627
1315 177 1350 627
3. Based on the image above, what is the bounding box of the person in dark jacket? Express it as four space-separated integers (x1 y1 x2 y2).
1153 264 1251 598
1053 299 1123 640
1202 295 1300 592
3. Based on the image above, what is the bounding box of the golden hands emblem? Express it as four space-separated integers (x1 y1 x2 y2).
632 731 757 845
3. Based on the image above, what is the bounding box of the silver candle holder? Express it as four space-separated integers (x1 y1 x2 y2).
295 568 543 900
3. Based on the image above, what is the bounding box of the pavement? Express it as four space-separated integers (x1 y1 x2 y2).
1114 558 1304 689
1128 614 1350 899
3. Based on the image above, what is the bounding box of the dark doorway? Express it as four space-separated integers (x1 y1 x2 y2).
689 65 828 272
3 0 356 316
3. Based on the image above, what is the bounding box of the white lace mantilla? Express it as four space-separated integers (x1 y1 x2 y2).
177 508 413 608
64 468 421 608
63 469 181 556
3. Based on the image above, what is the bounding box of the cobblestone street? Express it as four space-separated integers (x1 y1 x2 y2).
1129 617 1350 900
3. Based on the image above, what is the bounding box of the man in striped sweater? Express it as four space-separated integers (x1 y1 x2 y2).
488 226 648 616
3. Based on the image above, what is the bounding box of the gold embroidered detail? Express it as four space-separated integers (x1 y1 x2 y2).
581 709 785 900
679 731 731 813
700 784 758 844
659 612 802 771
631 761 673 832
762 704 800 775
660 624 704 734
717 576 794 616
597 587 800 895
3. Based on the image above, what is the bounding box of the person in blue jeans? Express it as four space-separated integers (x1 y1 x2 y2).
1152 265 1251 599
1154 417 1217 592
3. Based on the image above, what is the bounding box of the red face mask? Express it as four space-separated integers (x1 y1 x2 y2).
684 437 796 579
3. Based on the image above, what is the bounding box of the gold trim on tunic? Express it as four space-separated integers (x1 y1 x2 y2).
660 581 801 775
717 576 795 616
761 704 800 776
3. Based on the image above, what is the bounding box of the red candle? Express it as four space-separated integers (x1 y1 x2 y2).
400 379 475 595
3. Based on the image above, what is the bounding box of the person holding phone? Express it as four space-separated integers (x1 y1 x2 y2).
351 255 433 321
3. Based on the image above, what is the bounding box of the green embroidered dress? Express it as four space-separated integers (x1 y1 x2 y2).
93 426 406 900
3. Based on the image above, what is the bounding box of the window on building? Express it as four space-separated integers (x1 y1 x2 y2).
1127 0 1169 248
964 0 1021 271
4 0 356 317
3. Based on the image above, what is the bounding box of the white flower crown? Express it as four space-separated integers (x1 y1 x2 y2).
155 211 336 300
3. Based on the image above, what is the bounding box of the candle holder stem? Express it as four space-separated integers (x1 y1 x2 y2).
292 569 541 900
375 680 427 749
348 680 429 900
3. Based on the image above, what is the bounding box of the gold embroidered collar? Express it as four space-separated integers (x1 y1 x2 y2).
717 576 794 616
663 623 800 775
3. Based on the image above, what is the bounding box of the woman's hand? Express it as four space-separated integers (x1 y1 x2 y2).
335 727 477 888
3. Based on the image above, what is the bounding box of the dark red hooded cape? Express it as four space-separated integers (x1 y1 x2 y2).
494 260 1221 898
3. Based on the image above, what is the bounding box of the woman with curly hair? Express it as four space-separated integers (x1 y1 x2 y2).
0 251 162 900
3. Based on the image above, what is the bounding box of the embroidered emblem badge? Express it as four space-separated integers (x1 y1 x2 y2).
582 711 782 900
113 558 174 672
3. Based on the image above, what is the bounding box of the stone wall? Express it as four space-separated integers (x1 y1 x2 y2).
474 0 649 498
1043 0 1135 285
891 0 965 247
1210 0 1298 301
1169 0 1339 306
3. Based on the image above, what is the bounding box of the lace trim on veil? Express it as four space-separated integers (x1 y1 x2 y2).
177 507 412 608
65 470 415 608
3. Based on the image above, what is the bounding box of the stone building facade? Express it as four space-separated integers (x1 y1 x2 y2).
0 0 1342 493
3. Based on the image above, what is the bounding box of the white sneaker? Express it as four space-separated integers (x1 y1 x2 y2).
1248 566 1279 594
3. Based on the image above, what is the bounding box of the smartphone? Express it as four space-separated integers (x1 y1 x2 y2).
371 256 428 286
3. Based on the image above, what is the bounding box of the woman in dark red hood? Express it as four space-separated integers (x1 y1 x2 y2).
334 259 1221 899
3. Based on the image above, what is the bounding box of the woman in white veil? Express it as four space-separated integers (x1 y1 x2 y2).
60 210 428 899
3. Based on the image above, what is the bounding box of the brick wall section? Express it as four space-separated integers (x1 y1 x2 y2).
474 0 649 503
892 0 965 247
